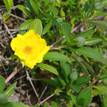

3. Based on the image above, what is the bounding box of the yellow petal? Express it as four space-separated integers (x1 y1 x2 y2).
10 30 50 69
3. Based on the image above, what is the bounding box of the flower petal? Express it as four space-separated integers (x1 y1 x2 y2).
10 30 50 69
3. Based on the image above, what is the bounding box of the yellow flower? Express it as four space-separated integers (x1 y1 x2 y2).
11 30 50 69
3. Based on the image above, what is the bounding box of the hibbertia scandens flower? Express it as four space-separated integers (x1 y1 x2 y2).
10 30 50 69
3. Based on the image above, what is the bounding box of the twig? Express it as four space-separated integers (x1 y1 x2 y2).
4 23 13 38
25 70 39 100
10 13 25 21
71 24 81 33
8 28 19 32
50 36 65 48
51 46 63 50
39 93 55 105
30 78 43 81
5 67 19 84
26 90 32 106
16 74 26 81
39 85 48 100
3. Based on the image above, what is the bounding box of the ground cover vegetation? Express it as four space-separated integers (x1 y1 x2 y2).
0 0 107 107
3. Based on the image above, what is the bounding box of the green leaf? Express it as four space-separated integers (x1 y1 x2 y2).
61 22 71 36
60 22 71 44
103 95 107 107
59 22 72 45
77 47 104 62
51 101 58 107
67 101 73 107
79 28 94 38
30 19 43 35
29 0 40 15
60 62 71 83
1 102 29 107
92 20 107 30
93 85 107 96
77 87 92 107
38 63 59 75
58 77 66 86
17 5 30 17
42 20 53 35
4 83 16 97
0 94 8 104
19 19 33 31
43 78 61 87
60 8 65 17
43 102 49 107
85 38 102 45
20 19 43 35
75 76 90 86
72 76 90 93
0 76 5 93
70 71 78 81
44 52 71 63
54 88 62 95
2 12 10 21
49 6 58 16
3 0 13 11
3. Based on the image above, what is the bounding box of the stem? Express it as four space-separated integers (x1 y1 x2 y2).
39 85 48 100
10 13 25 21
25 70 39 100
4 23 13 38
50 36 65 48
5 67 19 84
39 93 55 105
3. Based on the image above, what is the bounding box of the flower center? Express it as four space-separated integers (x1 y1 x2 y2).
23 46 32 54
